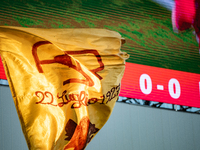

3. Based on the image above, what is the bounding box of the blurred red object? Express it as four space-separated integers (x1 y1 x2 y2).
172 0 200 52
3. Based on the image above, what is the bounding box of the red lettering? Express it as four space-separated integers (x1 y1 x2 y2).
35 85 120 108
35 91 57 106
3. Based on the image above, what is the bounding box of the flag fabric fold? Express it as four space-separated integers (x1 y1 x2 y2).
0 26 128 150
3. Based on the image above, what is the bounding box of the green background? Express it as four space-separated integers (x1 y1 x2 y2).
1 0 200 74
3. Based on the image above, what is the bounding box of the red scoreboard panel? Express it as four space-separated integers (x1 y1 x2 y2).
120 62 200 108
0 57 6 80
1 60 200 108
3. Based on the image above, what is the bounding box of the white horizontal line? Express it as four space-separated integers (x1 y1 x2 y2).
157 85 164 90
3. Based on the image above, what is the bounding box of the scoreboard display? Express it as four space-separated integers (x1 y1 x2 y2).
0 0 200 107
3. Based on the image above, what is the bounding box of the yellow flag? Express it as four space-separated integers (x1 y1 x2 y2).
0 26 128 150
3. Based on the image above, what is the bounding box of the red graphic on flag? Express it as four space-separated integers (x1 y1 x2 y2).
32 41 104 87
64 117 99 150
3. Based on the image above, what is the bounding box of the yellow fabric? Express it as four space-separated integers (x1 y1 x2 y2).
0 26 128 150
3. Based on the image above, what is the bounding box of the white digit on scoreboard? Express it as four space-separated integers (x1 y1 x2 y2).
168 78 181 99
139 74 152 94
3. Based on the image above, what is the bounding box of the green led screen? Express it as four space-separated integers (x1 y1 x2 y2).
0 0 199 74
